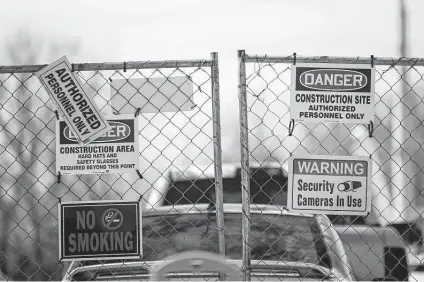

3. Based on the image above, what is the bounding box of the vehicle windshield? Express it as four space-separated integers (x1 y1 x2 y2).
142 212 331 269
164 170 288 206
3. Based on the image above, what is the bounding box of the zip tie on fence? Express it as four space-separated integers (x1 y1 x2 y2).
134 108 141 117
293 52 297 65
368 120 374 138
138 194 143 202
288 119 295 136
57 172 62 184
136 169 143 179
370 55 374 68
55 110 59 120
123 62 127 72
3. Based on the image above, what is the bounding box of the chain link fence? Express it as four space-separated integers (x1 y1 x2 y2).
238 50 424 281
0 53 226 280
3 50 424 281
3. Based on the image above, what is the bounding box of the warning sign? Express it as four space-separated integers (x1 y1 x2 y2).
287 155 372 216
59 200 142 261
290 63 375 124
36 56 110 145
56 114 139 175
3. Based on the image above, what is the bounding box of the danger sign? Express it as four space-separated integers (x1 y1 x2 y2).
287 155 372 216
59 200 142 261
290 63 375 124
36 56 110 145
56 114 139 175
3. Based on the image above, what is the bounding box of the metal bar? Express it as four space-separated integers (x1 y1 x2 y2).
210 52 226 260
0 60 213 74
238 50 251 282
245 54 424 66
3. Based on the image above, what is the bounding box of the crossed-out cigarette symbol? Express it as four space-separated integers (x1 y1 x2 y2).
102 208 123 230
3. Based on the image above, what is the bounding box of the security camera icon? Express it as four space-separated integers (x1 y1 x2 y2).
338 181 362 192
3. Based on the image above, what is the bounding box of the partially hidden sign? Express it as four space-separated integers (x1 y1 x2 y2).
56 114 139 175
287 155 372 216
36 56 110 145
110 76 195 114
59 200 142 261
290 63 375 124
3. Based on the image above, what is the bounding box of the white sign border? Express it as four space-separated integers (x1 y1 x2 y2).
287 154 372 216
58 200 143 261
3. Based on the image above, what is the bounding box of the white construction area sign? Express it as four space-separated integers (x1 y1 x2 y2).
36 56 110 145
56 114 139 175
290 63 375 124
287 155 372 216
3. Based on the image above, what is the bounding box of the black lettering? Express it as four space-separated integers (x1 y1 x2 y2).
54 87 63 94
76 119 86 133
55 68 66 78
59 95 72 111
90 121 101 130
76 99 87 109
45 73 54 80
65 80 76 89
57 92 65 99
73 93 83 102
82 107 94 118
68 85 79 96
86 114 98 125
66 105 76 116
60 73 71 83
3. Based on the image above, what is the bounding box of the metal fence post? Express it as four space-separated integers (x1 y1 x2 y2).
211 52 226 260
238 50 251 282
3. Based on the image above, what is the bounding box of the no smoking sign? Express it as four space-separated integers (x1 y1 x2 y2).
59 200 142 261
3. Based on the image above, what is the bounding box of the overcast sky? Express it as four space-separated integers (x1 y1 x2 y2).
2 0 424 160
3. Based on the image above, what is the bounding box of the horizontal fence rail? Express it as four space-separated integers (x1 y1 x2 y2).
0 60 213 74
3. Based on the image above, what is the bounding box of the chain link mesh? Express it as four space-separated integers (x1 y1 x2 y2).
0 57 227 281
238 52 424 281
4 52 424 281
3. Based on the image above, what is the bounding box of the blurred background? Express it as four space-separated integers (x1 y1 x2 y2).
1 0 424 280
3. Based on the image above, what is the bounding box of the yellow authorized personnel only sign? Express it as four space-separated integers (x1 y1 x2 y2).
56 114 139 175
287 155 372 216
290 63 375 124
36 56 110 145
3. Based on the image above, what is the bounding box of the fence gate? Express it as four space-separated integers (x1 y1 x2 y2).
0 53 225 280
238 50 424 281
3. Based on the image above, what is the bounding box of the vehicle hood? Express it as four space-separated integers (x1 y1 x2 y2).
65 259 342 281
